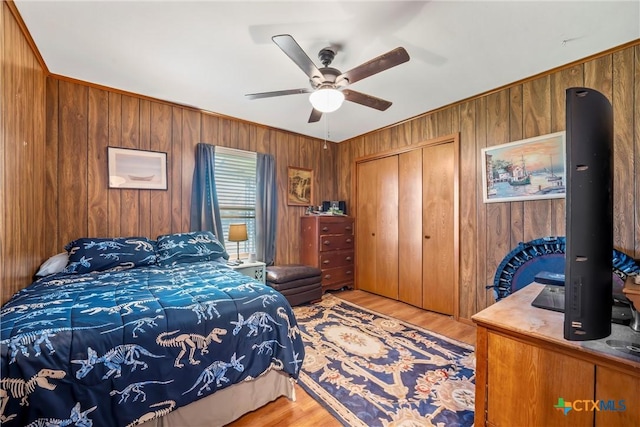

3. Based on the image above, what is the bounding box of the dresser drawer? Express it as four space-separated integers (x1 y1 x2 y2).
318 219 354 236
321 265 354 287
319 235 354 252
320 251 354 269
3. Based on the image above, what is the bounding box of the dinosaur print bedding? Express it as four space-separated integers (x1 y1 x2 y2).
0 260 305 427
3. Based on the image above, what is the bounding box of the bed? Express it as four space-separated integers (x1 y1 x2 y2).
1 232 305 427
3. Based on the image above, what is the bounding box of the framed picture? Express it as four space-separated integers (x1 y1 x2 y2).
108 147 168 190
481 131 566 203
287 167 313 206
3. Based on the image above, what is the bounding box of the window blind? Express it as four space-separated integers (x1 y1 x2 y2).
214 146 257 258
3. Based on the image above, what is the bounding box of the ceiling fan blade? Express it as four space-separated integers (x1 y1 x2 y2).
308 108 322 123
272 34 323 81
245 88 311 100
343 89 392 111
338 47 410 85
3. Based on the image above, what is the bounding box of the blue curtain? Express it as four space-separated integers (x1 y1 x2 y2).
256 153 277 265
190 143 224 241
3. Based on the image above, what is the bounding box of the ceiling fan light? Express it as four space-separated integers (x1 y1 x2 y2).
309 88 345 113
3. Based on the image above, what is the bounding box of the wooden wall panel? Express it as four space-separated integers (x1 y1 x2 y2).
107 92 122 237
612 48 635 253
635 45 640 259
508 85 525 246
170 107 183 234
138 100 152 238
2 1 47 302
120 95 141 237
458 100 477 317
484 91 511 303
87 87 109 237
475 96 490 311
522 76 552 241
58 81 89 244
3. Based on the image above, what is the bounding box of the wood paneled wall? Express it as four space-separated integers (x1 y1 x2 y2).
1 1 337 304
337 41 640 320
1 1 47 303
44 77 337 271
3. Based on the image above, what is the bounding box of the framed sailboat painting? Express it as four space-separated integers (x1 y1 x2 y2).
108 147 168 190
481 131 566 203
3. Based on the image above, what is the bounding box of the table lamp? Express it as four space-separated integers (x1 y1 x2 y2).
228 223 248 263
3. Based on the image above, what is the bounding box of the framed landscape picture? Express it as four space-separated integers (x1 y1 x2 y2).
108 147 168 190
287 167 313 206
481 132 566 203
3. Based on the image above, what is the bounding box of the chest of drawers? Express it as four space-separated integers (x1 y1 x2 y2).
300 215 354 292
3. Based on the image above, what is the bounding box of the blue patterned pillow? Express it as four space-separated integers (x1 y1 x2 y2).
63 237 157 274
156 231 229 266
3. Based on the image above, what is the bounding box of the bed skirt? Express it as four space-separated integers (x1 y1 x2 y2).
139 370 296 427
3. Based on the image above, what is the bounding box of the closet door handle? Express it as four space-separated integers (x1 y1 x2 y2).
425 235 431 239
371 232 375 236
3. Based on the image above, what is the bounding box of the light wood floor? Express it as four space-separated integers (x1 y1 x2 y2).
228 289 477 427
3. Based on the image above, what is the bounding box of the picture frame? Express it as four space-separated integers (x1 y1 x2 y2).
287 166 313 206
108 147 168 190
481 131 566 203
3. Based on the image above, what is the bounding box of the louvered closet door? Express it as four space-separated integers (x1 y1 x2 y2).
355 156 399 299
422 142 455 314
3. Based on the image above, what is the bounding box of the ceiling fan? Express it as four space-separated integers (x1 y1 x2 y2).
245 34 410 123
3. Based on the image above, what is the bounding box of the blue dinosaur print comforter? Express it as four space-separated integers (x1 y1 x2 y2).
0 261 305 427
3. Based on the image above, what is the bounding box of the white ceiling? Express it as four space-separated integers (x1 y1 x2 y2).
15 1 640 142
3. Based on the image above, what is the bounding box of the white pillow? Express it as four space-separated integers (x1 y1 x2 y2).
35 252 69 277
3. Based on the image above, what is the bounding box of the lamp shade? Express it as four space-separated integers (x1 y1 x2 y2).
309 87 345 113
228 223 248 242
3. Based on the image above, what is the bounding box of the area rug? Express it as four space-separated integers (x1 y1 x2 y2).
293 295 475 427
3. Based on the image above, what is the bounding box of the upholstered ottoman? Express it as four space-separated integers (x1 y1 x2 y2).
266 265 322 306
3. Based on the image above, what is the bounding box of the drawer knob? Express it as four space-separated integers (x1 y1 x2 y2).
324 274 331 280
323 260 330 264
345 226 352 230
345 256 352 261
346 238 352 243
346 270 352 275
322 226 329 231
323 240 331 245
425 235 431 239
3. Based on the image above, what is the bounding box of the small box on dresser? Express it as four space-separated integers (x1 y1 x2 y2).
300 215 354 293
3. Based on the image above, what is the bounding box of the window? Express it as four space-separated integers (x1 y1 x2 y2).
214 147 257 258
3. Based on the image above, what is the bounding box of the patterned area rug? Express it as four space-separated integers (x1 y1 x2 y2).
293 295 475 427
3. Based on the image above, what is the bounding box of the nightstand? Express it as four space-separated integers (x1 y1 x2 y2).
229 260 266 284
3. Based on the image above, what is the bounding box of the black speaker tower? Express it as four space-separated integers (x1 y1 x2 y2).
564 87 613 341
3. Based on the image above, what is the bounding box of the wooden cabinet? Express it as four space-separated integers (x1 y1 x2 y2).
300 216 354 293
355 136 458 314
473 283 640 427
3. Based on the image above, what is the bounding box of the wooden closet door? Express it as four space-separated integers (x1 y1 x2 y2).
422 143 455 314
398 149 423 306
356 156 398 298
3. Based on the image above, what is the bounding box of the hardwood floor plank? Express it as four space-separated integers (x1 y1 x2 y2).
228 289 476 426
